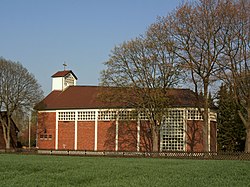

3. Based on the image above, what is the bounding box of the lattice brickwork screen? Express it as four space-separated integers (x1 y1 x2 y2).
118 110 137 120
139 111 149 120
78 111 96 121
187 109 203 120
98 110 117 121
161 110 184 151
58 111 75 121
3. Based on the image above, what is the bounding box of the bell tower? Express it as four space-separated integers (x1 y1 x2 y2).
51 70 77 91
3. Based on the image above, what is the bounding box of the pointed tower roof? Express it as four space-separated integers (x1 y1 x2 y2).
52 70 78 80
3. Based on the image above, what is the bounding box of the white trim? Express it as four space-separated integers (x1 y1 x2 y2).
183 109 187 151
115 112 119 151
208 109 211 152
137 116 140 152
39 107 211 113
55 111 59 150
160 125 162 152
38 107 210 121
74 111 78 150
209 111 217 122
94 110 98 151
41 109 97 113
37 110 57 113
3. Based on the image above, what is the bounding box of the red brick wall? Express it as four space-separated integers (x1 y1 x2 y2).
186 120 217 152
77 121 95 150
210 121 217 152
118 121 137 151
37 112 56 149
98 121 115 151
58 121 75 150
37 111 216 152
140 121 153 152
186 120 203 152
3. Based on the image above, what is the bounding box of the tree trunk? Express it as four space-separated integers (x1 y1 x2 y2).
245 127 250 153
1 122 7 146
203 81 209 152
1 121 8 149
203 109 209 152
246 106 250 152
152 125 159 152
6 116 11 149
244 108 250 152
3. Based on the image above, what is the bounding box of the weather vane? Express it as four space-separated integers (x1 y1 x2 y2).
63 62 67 71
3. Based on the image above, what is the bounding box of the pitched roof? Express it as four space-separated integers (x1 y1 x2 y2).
51 70 78 80
35 86 203 111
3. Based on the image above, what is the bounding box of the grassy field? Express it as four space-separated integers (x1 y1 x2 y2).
0 154 249 187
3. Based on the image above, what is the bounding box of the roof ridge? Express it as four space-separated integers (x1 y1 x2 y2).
35 86 200 111
51 70 78 80
68 85 192 90
70 85 99 87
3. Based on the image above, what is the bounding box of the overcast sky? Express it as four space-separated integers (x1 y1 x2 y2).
0 0 182 95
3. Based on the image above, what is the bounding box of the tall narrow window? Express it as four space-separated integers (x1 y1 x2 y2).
161 109 185 151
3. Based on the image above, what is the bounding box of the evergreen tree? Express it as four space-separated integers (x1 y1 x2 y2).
217 84 245 152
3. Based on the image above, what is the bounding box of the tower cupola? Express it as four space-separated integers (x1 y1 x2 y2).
51 70 77 91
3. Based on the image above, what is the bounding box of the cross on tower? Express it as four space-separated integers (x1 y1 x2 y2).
63 62 67 71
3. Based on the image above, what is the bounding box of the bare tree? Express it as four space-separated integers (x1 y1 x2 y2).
218 0 250 152
100 33 182 152
161 0 227 152
100 0 249 152
0 58 43 149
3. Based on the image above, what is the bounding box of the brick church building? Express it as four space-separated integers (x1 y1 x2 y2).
35 70 217 152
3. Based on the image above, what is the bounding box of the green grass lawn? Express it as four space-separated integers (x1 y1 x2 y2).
0 154 249 187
